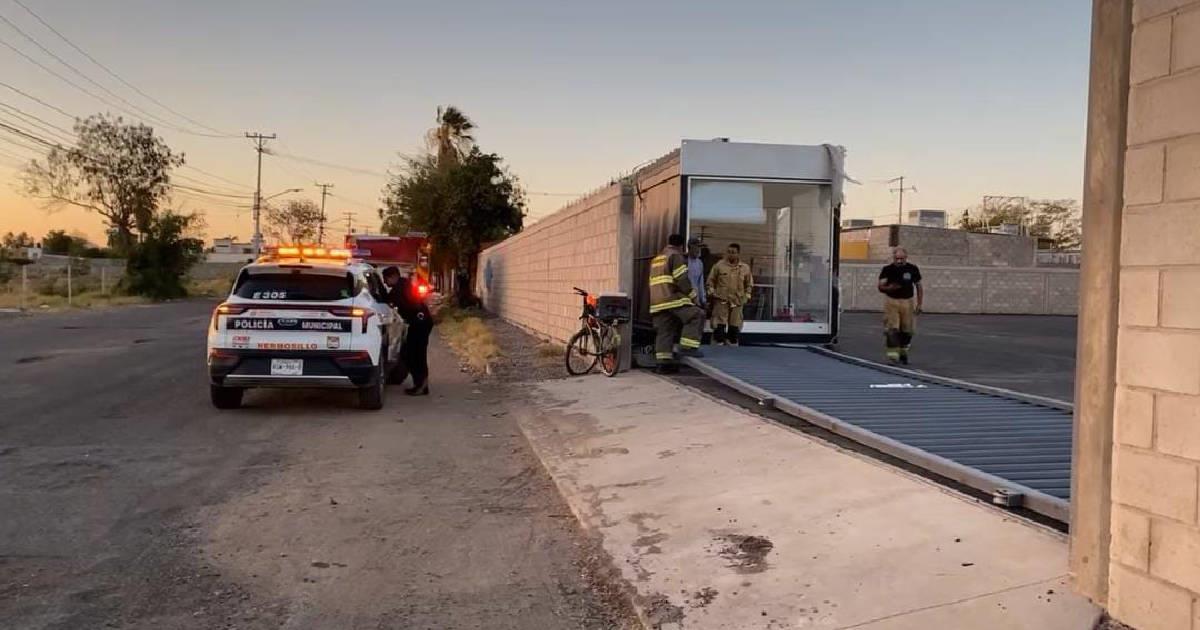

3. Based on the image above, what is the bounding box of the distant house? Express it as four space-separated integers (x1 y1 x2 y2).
906 209 948 229
208 237 255 263
212 237 254 254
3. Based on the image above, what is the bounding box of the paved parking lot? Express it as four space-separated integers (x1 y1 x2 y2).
834 312 1078 402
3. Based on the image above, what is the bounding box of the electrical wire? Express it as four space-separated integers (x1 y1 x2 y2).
270 150 387 178
0 36 153 129
0 97 72 135
0 93 253 194
169 183 252 199
0 106 73 144
0 11 235 138
181 163 252 191
10 0 235 137
171 172 251 195
0 121 258 209
0 79 74 119
330 192 379 211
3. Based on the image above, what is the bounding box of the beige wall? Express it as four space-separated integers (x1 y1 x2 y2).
841 225 1038 267
1106 1 1200 627
840 264 1079 315
476 184 632 346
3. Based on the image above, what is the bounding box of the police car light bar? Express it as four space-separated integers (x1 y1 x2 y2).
262 245 354 262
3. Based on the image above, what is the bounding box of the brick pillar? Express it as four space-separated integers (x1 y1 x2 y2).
1101 1 1200 628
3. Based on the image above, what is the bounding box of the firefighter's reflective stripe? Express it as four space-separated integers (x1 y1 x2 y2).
687 288 697 300
679 337 701 349
649 246 695 314
656 352 674 360
649 297 693 313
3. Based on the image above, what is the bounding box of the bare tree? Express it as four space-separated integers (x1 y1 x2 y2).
265 199 323 244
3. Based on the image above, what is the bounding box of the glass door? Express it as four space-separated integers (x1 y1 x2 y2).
687 177 833 334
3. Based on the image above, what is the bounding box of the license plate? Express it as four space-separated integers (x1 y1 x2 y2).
270 359 303 376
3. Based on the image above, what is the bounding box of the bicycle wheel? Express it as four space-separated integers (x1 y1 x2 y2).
599 327 620 377
565 329 600 376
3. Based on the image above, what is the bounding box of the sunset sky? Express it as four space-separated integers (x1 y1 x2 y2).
0 0 1091 247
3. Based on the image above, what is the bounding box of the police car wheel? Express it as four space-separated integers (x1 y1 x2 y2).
210 384 244 409
358 352 386 410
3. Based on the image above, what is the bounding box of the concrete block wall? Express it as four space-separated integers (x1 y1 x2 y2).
476 184 632 346
851 225 1037 267
840 263 1078 315
1107 2 1200 628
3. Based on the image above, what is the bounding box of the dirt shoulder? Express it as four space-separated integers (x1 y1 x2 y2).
198 332 635 629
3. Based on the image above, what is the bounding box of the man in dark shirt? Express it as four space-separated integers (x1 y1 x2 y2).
382 267 433 395
877 247 923 364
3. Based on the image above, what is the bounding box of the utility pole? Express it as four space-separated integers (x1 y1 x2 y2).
342 211 356 237
888 176 917 225
245 132 277 254
315 182 334 244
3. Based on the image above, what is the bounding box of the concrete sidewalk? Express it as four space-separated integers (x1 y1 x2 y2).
512 372 1100 629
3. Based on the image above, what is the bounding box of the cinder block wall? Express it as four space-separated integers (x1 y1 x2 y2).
1107 1 1200 628
476 184 632 345
840 264 1078 315
857 226 1038 267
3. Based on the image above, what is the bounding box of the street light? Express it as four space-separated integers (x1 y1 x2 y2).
263 187 304 202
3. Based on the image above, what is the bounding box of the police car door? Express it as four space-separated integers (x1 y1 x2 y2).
363 269 401 363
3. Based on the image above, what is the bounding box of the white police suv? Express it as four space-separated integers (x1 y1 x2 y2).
206 246 405 410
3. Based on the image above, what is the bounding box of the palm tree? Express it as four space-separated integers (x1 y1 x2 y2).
426 106 476 169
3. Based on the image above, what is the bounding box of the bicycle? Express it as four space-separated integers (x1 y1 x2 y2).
565 287 622 377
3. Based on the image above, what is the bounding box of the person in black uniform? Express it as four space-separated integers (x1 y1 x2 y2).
382 266 433 396
877 247 923 364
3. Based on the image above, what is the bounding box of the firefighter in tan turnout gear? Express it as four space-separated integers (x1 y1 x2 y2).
649 234 704 374
706 243 753 346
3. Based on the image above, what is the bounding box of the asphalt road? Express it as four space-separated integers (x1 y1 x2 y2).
0 302 626 629
834 311 1078 402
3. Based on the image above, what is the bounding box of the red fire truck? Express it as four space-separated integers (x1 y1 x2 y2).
345 232 432 298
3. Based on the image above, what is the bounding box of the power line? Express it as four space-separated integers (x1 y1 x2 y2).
0 36 132 119
0 89 253 195
0 80 74 118
180 164 253 192
0 106 72 144
274 140 321 179
10 0 234 136
171 192 250 210
0 120 254 205
170 182 251 199
0 118 57 148
0 132 45 156
0 96 72 135
171 172 251 195
331 191 378 211
271 150 387 178
0 11 233 138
